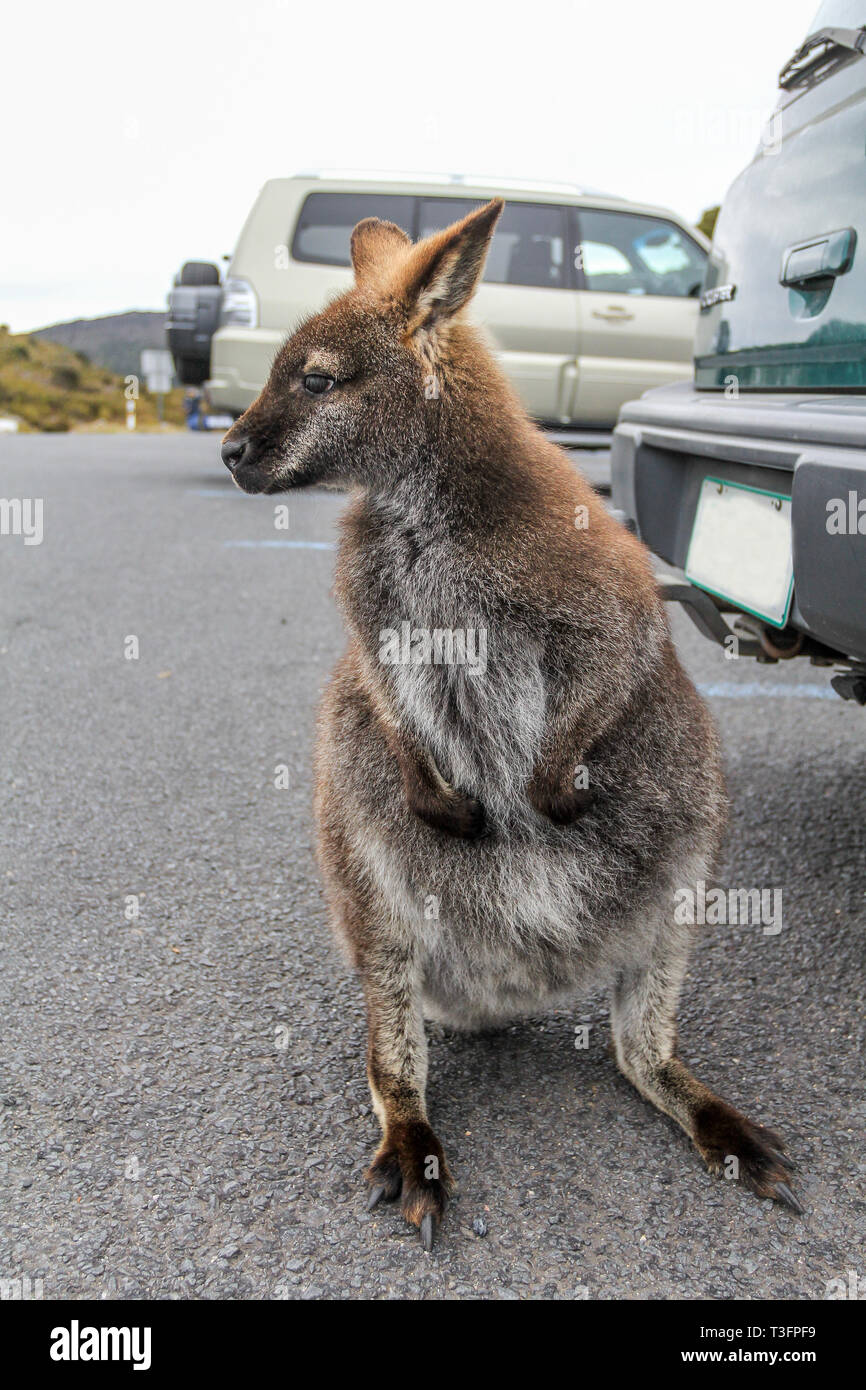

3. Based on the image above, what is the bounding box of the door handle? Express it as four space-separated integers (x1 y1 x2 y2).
591 306 635 321
780 228 856 286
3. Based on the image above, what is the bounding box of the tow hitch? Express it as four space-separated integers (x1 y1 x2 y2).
830 669 866 704
656 576 763 658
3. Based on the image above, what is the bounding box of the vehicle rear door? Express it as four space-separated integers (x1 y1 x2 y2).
696 1 866 390
571 207 706 424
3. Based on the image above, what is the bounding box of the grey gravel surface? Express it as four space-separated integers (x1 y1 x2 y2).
0 432 863 1301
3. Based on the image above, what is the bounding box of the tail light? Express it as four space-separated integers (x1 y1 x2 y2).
219 277 258 328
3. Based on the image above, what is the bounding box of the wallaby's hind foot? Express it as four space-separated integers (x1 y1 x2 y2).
360 937 454 1249
691 1092 801 1211
612 951 802 1214
365 1121 454 1250
642 1058 802 1212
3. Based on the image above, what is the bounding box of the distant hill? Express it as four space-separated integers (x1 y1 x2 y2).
32 310 169 378
0 326 183 432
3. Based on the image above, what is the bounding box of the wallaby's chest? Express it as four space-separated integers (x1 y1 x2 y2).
375 543 545 805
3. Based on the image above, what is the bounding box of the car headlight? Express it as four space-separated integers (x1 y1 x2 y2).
219 277 258 328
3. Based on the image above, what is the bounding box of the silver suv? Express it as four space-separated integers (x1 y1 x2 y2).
168 172 708 430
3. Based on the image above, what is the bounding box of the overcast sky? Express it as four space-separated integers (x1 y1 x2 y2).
2 0 818 332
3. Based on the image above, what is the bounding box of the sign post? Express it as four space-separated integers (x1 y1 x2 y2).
140 349 175 423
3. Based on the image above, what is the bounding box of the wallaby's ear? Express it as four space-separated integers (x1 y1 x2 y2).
350 218 412 285
396 198 504 333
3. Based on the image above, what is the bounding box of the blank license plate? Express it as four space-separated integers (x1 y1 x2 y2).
685 477 794 628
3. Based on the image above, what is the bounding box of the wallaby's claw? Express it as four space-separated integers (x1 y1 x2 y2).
768 1147 796 1174
401 1181 450 1248
364 1148 403 1209
420 1212 436 1252
774 1182 805 1215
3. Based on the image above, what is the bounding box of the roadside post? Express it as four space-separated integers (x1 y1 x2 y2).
140 348 174 423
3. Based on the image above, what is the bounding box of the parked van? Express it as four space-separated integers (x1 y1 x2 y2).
612 0 866 697
168 173 708 430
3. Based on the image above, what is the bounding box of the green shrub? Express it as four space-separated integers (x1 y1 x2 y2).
51 365 82 390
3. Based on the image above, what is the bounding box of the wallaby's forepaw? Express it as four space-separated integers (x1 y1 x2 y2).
693 1100 802 1213
365 1121 454 1250
529 784 595 826
410 788 487 840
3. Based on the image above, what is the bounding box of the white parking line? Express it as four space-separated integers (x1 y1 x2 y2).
698 681 837 701
223 540 336 550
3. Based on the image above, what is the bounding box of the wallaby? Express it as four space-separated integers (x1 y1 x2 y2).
221 199 800 1249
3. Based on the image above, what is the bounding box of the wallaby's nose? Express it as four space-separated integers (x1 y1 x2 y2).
221 435 249 472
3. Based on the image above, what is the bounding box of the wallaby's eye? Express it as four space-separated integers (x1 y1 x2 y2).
303 373 335 396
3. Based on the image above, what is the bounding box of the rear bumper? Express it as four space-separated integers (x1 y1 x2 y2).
612 382 866 662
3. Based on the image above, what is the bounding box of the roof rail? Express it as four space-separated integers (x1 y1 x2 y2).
292 169 625 199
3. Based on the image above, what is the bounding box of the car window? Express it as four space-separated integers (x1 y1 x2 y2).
291 193 415 266
576 210 706 297
418 198 569 288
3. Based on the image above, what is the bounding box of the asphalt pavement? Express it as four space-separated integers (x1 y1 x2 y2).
0 432 863 1300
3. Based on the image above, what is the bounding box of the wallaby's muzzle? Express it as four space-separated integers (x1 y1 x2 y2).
221 430 282 493
220 434 249 473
